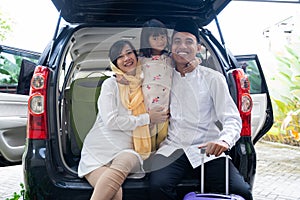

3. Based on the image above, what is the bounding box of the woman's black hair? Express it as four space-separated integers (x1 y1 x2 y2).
140 19 170 58
108 40 138 67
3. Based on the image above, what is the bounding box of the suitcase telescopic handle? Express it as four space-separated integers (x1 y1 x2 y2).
225 150 229 195
200 148 205 193
199 148 230 195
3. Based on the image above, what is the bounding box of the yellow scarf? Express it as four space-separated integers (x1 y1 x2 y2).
110 61 151 160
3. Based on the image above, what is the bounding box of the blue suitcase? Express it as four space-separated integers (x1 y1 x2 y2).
183 149 245 200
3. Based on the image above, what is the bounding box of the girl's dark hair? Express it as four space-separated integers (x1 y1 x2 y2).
108 40 138 67
140 19 170 58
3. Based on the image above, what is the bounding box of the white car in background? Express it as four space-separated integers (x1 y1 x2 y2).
0 45 40 166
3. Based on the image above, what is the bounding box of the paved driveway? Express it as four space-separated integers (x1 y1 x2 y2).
253 141 300 200
1 141 300 200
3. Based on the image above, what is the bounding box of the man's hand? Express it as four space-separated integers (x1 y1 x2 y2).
198 140 229 157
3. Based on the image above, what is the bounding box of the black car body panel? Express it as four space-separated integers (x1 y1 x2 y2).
51 0 231 26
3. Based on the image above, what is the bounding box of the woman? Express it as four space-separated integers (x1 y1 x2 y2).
78 40 168 200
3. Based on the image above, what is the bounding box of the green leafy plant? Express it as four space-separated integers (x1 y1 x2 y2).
0 54 22 84
0 10 13 41
0 8 16 84
264 37 300 145
5 183 29 200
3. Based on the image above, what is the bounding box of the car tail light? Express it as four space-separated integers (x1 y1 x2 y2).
232 69 252 136
27 65 49 139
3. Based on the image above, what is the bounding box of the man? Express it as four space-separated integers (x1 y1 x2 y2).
149 19 253 200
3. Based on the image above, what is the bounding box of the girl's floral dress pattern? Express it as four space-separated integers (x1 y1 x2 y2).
140 54 173 113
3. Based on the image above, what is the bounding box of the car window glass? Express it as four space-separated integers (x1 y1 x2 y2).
0 50 39 94
238 60 262 94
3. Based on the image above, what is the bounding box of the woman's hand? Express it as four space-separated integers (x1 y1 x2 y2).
149 107 170 124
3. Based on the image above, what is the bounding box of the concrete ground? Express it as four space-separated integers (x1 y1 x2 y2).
253 141 300 200
0 141 300 200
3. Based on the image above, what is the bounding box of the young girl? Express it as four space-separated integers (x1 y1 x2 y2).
139 19 172 151
140 19 198 151
117 19 198 152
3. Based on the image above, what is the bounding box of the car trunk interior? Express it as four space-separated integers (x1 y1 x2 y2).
56 26 223 174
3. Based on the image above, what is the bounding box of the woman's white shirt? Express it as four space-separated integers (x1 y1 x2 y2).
78 77 149 178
